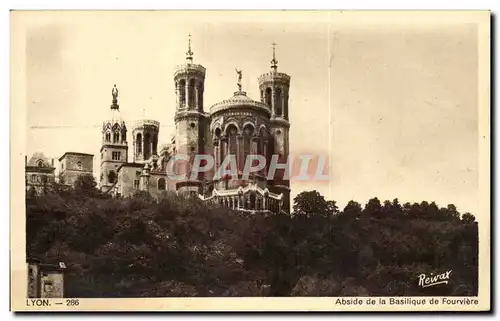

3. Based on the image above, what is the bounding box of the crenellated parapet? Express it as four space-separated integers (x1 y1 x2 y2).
174 64 206 79
132 119 160 130
257 71 291 85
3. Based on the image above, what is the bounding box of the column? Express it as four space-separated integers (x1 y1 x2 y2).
224 137 229 163
271 89 276 117
175 82 179 109
222 137 228 179
284 92 289 119
185 79 190 109
194 82 199 110
132 136 136 161
263 141 268 175
252 136 259 154
281 86 286 117
199 85 204 110
213 140 219 177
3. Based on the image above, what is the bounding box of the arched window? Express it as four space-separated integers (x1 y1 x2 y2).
157 178 166 190
227 126 238 155
260 89 264 102
144 133 151 159
188 79 195 108
215 127 223 165
197 83 204 110
113 131 120 143
258 128 267 154
77 161 83 170
243 124 254 172
152 135 157 155
227 125 238 173
105 132 111 142
265 87 272 107
121 128 127 143
215 127 221 138
275 88 282 116
179 79 186 107
259 127 269 174
31 174 36 183
136 133 142 155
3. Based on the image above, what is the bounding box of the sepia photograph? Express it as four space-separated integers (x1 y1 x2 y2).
10 10 490 311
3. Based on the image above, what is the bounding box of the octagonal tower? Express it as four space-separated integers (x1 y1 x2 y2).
173 35 209 195
257 44 291 213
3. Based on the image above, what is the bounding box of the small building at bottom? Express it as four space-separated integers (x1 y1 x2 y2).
27 258 66 298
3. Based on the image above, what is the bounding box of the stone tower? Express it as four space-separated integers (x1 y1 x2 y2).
173 35 208 195
132 120 160 163
100 85 128 193
258 44 291 212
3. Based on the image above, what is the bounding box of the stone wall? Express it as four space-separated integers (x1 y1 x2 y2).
27 260 65 298
40 271 64 298
117 165 143 198
60 154 93 186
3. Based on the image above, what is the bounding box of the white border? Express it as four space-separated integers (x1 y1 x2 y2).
3 0 498 319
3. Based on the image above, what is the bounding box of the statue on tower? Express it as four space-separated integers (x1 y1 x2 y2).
235 68 243 91
111 84 119 110
112 84 118 101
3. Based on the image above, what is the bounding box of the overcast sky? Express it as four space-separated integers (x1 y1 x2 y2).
19 11 479 213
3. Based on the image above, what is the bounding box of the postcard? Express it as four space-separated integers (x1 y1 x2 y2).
10 10 490 312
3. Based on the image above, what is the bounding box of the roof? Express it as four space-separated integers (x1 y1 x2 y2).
58 152 94 161
117 162 145 172
210 91 271 116
39 263 66 272
26 152 54 168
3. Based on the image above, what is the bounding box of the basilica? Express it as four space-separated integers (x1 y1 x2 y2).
99 38 291 214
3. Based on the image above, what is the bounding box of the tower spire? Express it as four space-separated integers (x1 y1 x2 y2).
111 84 119 110
271 42 278 71
186 33 194 63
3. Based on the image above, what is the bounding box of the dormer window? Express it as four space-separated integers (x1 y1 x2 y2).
37 160 44 167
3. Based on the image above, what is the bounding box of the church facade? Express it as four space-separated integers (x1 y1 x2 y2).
100 38 291 214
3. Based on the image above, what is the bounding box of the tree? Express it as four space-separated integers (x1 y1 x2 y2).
462 212 476 224
343 200 362 217
363 197 382 217
292 190 338 217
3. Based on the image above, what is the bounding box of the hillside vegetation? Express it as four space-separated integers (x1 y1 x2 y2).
26 175 478 297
